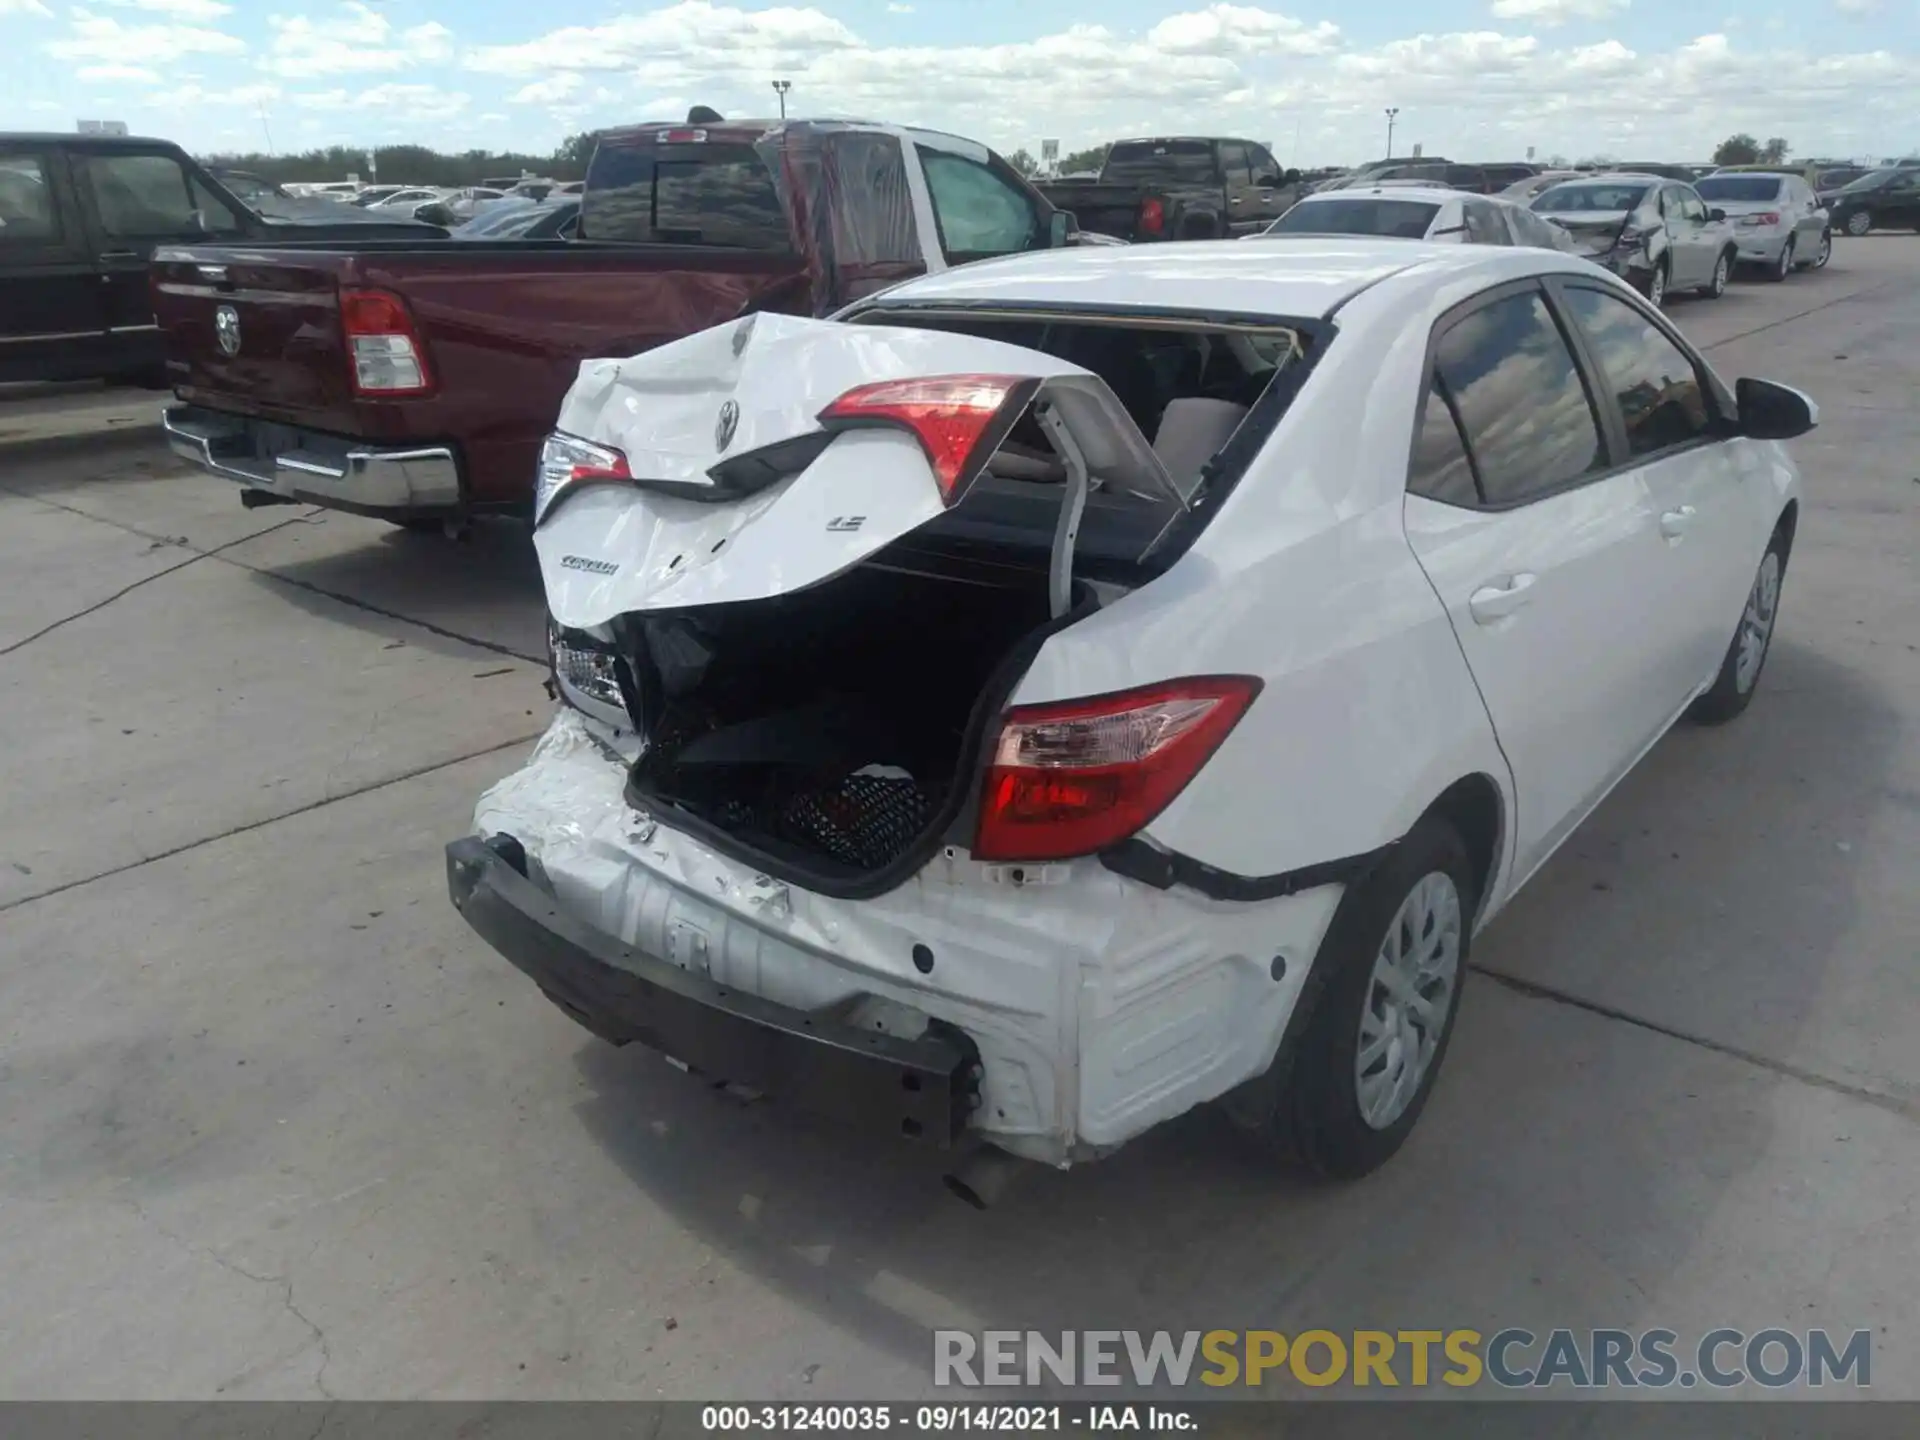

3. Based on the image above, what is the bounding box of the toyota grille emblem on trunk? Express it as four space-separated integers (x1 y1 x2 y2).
214 305 241 357
714 399 740 452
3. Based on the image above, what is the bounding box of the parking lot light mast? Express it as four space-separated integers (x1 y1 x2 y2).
772 80 791 119
1385 107 1399 159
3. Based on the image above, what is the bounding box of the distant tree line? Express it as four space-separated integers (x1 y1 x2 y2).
1713 134 1791 166
199 133 599 186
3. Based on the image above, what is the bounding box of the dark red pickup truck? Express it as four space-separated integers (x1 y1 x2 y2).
156 119 1076 525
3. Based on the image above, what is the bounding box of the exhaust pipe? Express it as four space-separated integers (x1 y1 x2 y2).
942 1146 1027 1210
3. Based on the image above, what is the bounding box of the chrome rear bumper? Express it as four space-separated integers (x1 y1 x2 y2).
163 404 461 515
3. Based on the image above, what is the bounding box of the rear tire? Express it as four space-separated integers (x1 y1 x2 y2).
1250 815 1475 1180
1704 249 1732 298
1689 527 1788 725
1764 237 1794 282
1844 210 1872 236
1646 257 1669 308
1805 231 1832 270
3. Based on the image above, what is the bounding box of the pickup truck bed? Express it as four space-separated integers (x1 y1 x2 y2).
154 237 808 514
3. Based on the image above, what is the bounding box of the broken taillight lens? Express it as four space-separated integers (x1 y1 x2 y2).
535 431 632 523
818 373 1037 505
973 677 1262 862
339 287 434 396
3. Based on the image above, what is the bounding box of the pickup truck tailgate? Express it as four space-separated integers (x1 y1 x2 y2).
153 249 353 416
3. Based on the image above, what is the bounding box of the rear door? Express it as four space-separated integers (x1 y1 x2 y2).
1401 281 1677 884
538 313 1190 629
70 147 248 336
0 144 109 382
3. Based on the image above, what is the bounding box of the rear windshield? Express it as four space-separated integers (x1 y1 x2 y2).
582 142 790 248
1268 198 1439 239
1534 182 1648 212
1103 141 1217 185
1696 175 1784 201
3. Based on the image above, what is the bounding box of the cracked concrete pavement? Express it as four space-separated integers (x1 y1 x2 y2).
0 239 1916 1401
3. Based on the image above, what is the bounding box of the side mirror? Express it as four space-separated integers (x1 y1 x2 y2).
1282 168 1302 185
1049 210 1073 247
1708 207 1728 223
1736 377 1818 440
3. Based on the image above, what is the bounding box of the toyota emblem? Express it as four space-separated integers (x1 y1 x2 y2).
714 399 740 452
214 304 241 357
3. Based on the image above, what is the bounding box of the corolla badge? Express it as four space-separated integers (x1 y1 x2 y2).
560 555 620 575
214 304 241 357
714 399 740 452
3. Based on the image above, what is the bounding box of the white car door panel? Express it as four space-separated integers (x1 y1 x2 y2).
1405 483 1673 881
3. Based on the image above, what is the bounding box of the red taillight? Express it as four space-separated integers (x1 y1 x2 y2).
339 286 434 396
973 677 1262 862
818 373 1036 505
1757 210 1782 225
1139 196 1166 235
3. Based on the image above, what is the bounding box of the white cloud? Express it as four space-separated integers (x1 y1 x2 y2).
1 0 55 15
1148 6 1341 56
511 73 583 105
292 83 471 123
46 8 245 64
464 0 861 75
264 3 453 76
1489 0 1629 23
99 0 233 19
887 2 913 10
1833 0 1882 14
78 62 163 81
153 80 281 107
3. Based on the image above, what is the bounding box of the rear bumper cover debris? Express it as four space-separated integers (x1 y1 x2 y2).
447 834 979 1146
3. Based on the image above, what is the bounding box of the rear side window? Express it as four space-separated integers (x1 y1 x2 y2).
1431 289 1605 506
1409 376 1480 507
1560 286 1714 456
582 143 790 248
0 154 58 241
1461 201 1510 245
1103 140 1216 185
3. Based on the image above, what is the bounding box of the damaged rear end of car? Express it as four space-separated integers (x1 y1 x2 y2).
450 302 1337 1167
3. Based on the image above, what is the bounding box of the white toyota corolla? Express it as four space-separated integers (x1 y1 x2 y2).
447 239 1812 1188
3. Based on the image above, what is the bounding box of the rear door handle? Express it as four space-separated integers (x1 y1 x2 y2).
1660 505 1697 539
1468 572 1537 624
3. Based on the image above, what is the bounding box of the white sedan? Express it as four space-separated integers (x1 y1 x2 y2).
447 240 1811 1188
1249 184 1576 252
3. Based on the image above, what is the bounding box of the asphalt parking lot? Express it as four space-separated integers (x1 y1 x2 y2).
2 239 1917 1403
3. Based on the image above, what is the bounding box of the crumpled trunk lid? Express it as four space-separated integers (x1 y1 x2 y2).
1535 210 1627 258
538 312 1188 630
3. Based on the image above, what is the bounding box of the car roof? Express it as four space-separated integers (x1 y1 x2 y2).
868 239 1577 320
1 132 183 149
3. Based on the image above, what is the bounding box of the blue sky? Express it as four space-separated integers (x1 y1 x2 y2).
2 0 1915 164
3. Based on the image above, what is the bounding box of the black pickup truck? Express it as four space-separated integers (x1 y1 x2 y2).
1034 136 1304 241
1 131 434 385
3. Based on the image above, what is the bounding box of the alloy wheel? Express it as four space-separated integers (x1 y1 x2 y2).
1776 239 1794 280
1355 871 1462 1131
1846 210 1872 236
1711 254 1730 296
1735 551 1782 694
1647 264 1667 308
1813 232 1832 269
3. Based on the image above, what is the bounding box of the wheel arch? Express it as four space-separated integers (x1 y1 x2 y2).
1415 772 1506 922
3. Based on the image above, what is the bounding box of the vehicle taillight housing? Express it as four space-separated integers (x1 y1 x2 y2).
974 677 1262 862
1738 210 1782 227
339 287 434 396
535 431 632 523
1139 196 1166 235
818 374 1038 506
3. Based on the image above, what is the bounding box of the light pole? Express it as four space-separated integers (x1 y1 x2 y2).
1384 107 1399 159
772 80 791 119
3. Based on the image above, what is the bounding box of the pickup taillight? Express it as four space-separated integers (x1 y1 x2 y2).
340 287 434 396
1139 196 1166 236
